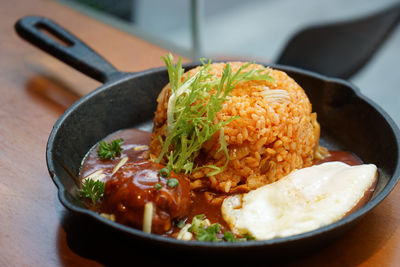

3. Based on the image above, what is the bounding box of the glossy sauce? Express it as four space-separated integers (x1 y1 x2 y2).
314 150 362 166
103 160 190 234
80 129 152 179
80 129 372 237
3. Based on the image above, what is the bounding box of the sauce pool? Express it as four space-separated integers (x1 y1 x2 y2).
80 128 366 238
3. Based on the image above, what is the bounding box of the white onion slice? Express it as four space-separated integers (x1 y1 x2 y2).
133 145 149 151
111 157 129 175
143 202 154 233
83 169 106 182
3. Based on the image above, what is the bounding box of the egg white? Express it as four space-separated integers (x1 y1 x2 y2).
221 162 377 240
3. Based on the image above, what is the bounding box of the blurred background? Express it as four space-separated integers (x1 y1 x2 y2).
60 0 400 125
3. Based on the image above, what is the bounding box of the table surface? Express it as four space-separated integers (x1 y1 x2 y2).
1 0 400 266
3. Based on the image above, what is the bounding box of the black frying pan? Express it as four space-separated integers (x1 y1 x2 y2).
15 16 400 257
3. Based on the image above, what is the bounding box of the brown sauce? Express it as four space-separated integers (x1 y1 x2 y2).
80 128 376 238
80 129 152 180
102 160 190 234
314 150 362 166
187 192 229 229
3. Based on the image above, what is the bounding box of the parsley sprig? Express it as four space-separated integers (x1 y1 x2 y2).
156 54 274 175
79 178 105 205
98 138 123 160
223 231 248 242
188 214 222 242
197 223 222 242
187 214 254 242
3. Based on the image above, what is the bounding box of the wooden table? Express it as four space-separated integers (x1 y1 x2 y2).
1 1 399 266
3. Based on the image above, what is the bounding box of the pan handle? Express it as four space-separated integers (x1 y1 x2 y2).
15 16 121 83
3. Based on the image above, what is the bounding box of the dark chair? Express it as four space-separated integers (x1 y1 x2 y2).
276 3 400 79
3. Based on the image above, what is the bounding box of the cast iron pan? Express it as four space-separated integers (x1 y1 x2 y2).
15 16 400 257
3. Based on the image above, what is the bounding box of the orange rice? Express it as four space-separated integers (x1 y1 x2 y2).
150 62 324 193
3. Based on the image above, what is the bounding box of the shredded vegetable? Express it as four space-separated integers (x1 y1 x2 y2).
156 54 274 176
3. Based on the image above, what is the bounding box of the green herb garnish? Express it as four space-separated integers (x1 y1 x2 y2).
159 167 170 178
156 54 273 175
196 223 222 242
97 138 123 159
187 214 254 242
243 233 255 241
155 183 162 190
188 214 221 242
176 220 186 229
79 178 105 204
188 214 206 232
167 178 179 188
223 231 247 242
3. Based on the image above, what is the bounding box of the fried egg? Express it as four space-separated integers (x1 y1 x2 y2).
221 162 377 240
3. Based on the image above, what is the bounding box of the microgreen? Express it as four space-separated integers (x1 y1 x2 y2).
97 138 123 160
156 54 274 175
79 178 105 205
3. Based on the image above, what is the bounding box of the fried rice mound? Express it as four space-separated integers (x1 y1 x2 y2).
149 62 326 194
